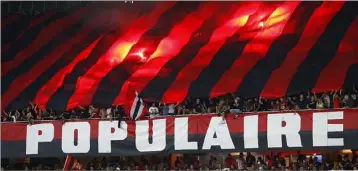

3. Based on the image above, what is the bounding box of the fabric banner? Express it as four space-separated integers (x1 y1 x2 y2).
1 109 358 158
2 2 358 111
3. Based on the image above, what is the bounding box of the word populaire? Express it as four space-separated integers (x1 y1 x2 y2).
25 111 344 155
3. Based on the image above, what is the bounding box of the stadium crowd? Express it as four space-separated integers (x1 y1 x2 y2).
2 151 358 170
1 86 358 124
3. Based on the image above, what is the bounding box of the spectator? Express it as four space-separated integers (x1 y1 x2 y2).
178 100 190 115
207 98 217 113
347 94 357 108
186 98 194 114
308 95 316 109
248 99 256 112
225 154 236 169
266 155 272 170
352 94 358 108
191 156 200 170
106 107 112 121
174 156 183 169
297 151 305 164
342 94 350 108
287 96 296 110
209 155 218 170
193 99 203 114
24 107 34 125
333 90 341 108
1 110 9 122
216 99 229 123
29 102 39 120
168 103 177 115
76 106 86 119
316 98 325 109
322 92 331 108
148 103 159 115
99 108 107 119
159 103 169 115
257 157 267 170
2 85 357 123
272 100 280 111
88 105 98 119
342 154 353 170
279 97 288 111
262 98 272 111
246 152 256 169
314 156 321 170
253 98 261 112
297 94 308 110
236 152 245 170
230 97 242 119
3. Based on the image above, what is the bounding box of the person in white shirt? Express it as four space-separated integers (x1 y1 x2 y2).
148 103 159 115
236 152 245 170
106 107 112 120
168 103 179 115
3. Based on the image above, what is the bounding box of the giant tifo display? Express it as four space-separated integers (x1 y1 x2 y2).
1 1 358 111
1 109 358 158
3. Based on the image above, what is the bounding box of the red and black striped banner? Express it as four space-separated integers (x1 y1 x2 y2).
1 109 358 158
2 2 358 110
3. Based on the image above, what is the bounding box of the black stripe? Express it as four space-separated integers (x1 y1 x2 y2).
343 63 358 89
46 4 154 110
1 6 102 94
140 3 239 101
91 2 201 107
1 15 32 46
1 9 79 62
236 2 322 98
45 30 121 110
287 2 358 95
186 4 282 99
5 24 112 110
132 98 142 120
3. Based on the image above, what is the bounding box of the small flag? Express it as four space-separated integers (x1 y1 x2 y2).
124 83 147 121
63 154 83 170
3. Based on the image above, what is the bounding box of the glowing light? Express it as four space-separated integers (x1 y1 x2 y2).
259 21 264 28
131 48 147 61
109 42 135 64
230 15 249 27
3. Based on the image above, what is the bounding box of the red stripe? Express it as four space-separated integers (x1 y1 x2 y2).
260 2 345 98
1 11 114 109
41 3 153 110
210 2 300 98
63 155 72 170
32 36 103 109
312 17 358 93
66 2 175 110
162 3 274 103
1 109 358 141
112 3 221 105
1 4 97 76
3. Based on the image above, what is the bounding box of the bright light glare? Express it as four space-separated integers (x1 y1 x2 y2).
131 48 146 61
109 42 134 64
259 21 264 27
